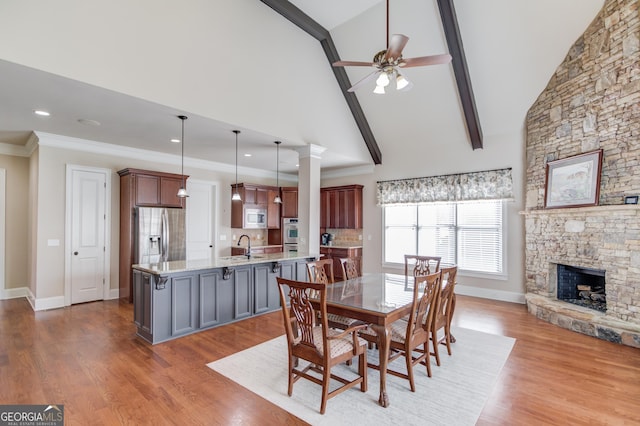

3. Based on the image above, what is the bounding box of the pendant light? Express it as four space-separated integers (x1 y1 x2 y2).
232 130 242 201
273 141 282 204
176 115 189 198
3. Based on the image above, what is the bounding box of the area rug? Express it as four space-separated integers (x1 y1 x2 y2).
207 327 515 426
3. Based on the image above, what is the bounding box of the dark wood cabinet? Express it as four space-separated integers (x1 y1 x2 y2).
118 168 188 302
320 185 363 229
230 183 281 229
320 246 363 281
281 187 298 218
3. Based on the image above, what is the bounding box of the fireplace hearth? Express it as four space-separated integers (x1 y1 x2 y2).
557 264 606 313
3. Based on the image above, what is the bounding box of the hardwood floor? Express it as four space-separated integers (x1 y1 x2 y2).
1 295 638 425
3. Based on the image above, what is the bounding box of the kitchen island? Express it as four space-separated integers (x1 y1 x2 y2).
132 252 317 344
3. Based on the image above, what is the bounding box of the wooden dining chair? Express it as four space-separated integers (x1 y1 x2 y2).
431 265 458 366
306 259 335 285
360 271 442 392
404 255 442 277
276 277 368 414
307 260 363 330
339 257 361 280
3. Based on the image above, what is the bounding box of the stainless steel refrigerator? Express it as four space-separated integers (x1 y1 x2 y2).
135 207 186 264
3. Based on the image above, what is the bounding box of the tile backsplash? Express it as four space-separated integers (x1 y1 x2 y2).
325 228 362 245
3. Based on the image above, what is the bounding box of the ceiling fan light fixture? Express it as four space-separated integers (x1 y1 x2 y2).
396 73 410 90
177 115 189 198
373 85 386 94
376 71 390 87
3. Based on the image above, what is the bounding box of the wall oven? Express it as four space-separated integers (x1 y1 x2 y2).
282 218 298 252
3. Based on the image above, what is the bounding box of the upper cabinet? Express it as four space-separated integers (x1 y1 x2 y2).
281 187 298 218
230 183 281 229
320 185 363 229
119 168 187 209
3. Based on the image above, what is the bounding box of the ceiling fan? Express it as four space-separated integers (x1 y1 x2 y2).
332 0 452 94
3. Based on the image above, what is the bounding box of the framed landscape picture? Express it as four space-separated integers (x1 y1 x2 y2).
544 149 603 209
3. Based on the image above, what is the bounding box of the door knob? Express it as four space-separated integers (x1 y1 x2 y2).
73 251 78 255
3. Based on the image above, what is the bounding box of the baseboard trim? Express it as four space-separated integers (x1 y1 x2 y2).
456 285 526 304
24 288 66 311
107 288 119 300
0 286 30 300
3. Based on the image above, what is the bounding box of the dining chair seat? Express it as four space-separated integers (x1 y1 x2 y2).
295 326 369 358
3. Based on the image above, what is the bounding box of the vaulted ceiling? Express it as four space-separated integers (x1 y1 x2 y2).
0 0 604 175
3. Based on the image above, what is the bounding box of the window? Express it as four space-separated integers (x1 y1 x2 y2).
384 200 505 275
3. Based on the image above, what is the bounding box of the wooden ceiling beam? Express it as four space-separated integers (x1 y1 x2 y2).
259 0 382 164
437 0 483 150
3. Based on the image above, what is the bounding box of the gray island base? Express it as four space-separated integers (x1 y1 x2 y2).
132 252 317 344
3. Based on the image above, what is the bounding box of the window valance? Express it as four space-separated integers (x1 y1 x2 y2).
376 168 514 205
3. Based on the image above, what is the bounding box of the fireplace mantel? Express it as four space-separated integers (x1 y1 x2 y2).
519 205 640 216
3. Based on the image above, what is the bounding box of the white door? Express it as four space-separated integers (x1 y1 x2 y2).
186 181 216 260
70 169 107 303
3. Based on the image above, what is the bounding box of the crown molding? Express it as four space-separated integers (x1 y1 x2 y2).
33 131 298 181
321 164 374 179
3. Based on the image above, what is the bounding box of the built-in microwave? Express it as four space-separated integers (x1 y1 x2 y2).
244 207 267 229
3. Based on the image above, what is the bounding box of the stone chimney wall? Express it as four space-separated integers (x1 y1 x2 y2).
526 0 640 208
524 0 640 346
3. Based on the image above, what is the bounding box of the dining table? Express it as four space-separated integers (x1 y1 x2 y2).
315 272 419 408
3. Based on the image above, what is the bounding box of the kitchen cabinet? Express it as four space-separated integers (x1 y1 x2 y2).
253 263 280 314
119 168 188 302
320 246 363 281
230 183 281 229
320 185 363 229
119 168 187 208
281 187 298 218
233 266 253 320
267 189 281 228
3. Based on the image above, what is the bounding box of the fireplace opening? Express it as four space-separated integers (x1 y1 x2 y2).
557 264 606 312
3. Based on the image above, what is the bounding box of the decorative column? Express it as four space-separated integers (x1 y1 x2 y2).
294 144 326 255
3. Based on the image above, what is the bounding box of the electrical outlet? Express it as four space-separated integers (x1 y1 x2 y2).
359 234 363 240
368 235 372 241
232 234 236 241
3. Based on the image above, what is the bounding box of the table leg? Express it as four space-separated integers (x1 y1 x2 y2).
371 324 391 407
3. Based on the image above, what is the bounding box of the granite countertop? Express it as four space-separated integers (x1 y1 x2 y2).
133 252 318 275
320 244 363 249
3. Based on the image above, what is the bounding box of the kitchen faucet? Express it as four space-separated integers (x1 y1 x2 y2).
237 234 251 258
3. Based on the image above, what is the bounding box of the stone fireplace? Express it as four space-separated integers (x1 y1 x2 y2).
524 0 640 348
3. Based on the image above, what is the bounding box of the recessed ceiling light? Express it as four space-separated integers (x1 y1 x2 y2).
77 118 101 126
244 153 252 157
33 109 50 117
170 138 181 143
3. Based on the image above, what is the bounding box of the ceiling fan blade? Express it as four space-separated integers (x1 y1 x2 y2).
347 70 381 92
384 34 409 62
332 60 376 67
400 54 452 68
